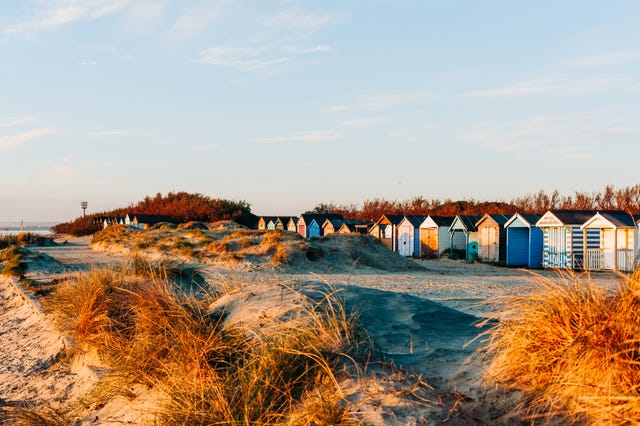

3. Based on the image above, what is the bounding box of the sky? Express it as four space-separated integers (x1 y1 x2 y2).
1 1 639 222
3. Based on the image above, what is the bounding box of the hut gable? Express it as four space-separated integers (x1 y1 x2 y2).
449 215 482 260
505 213 544 268
322 218 345 236
504 213 542 228
397 215 427 257
475 214 510 263
286 217 298 233
419 216 455 259
536 210 599 270
372 214 405 252
580 211 639 272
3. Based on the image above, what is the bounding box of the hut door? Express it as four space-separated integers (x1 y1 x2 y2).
602 229 615 269
421 228 438 258
488 227 498 261
399 229 412 257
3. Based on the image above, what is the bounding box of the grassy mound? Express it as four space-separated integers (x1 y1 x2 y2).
481 270 640 424
21 260 364 424
92 222 422 273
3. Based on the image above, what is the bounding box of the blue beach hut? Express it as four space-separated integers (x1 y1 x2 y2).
504 213 543 268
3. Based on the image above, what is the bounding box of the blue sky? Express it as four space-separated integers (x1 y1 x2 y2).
1 1 639 222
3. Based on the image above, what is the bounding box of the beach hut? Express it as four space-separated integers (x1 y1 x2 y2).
419 216 455 259
369 215 405 251
536 210 599 269
397 216 428 257
476 214 510 264
131 214 172 230
448 215 482 260
297 214 344 238
286 217 298 233
338 220 374 234
322 218 345 235
580 211 640 272
504 213 543 268
257 216 275 230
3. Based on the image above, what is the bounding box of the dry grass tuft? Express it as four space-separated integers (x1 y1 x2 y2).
480 270 640 424
45 261 362 424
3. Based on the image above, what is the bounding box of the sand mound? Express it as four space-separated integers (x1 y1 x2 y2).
176 221 209 231
207 220 247 231
92 222 422 273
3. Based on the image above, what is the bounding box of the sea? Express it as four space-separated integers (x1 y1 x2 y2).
0 221 55 236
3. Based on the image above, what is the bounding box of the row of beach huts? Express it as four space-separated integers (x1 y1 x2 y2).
258 211 640 272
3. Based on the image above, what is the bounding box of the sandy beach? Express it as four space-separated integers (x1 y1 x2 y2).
0 234 627 424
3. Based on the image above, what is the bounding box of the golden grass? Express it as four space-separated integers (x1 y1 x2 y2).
44 259 363 424
480 270 640 424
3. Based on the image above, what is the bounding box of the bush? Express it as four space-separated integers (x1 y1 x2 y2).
481 270 640 423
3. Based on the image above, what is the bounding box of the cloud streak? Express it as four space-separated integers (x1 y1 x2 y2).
0 128 56 152
255 130 343 144
327 95 419 113
6 0 128 36
196 46 290 71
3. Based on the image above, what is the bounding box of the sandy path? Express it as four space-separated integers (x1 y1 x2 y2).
0 277 72 407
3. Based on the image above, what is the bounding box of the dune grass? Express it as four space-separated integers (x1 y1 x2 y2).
41 258 362 424
480 270 640 424
0 245 27 277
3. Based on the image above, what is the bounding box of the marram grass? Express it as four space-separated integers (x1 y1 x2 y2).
480 270 640 424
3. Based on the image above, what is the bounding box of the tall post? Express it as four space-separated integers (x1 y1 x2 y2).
81 201 88 217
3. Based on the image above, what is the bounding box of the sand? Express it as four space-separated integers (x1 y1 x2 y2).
0 234 627 424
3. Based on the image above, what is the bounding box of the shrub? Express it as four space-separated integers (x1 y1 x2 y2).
480 270 640 424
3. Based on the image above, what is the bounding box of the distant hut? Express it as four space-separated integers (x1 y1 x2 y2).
286 217 298 233
476 214 510 264
397 216 428 257
369 215 405 251
580 211 640 272
297 214 344 238
449 215 482 260
322 218 345 236
419 216 455 259
257 216 276 230
504 213 543 268
536 210 599 269
131 214 172 230
338 220 374 234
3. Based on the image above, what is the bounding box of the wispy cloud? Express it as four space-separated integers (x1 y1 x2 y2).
461 81 556 98
0 116 37 128
339 116 389 127
124 0 168 34
460 114 640 159
195 46 289 71
253 7 346 43
79 61 97 66
6 0 128 36
170 1 229 40
460 77 625 98
327 95 419 113
282 44 333 54
565 50 640 68
0 128 56 152
87 130 130 137
255 130 343 144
